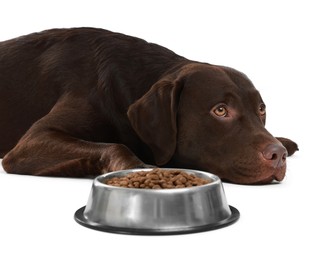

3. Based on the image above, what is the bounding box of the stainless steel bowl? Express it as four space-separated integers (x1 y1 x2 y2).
74 168 239 235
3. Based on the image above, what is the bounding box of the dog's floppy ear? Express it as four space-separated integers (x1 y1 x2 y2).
127 78 183 165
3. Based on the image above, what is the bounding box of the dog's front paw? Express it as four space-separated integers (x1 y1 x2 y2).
276 137 299 156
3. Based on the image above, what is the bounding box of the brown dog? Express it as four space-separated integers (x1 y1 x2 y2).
0 28 298 184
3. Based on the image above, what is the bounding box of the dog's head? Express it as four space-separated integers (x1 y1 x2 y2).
128 63 298 184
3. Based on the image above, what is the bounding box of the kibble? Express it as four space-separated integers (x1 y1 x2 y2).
105 168 211 189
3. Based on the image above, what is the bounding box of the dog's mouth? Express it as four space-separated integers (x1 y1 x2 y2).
253 148 287 184
240 144 287 185
250 172 285 185
224 168 286 185
242 160 287 185
178 141 288 185
214 153 287 185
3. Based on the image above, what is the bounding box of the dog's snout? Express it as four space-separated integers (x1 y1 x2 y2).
262 144 287 167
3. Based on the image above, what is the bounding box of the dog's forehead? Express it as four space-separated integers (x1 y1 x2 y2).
182 64 260 100
183 65 253 88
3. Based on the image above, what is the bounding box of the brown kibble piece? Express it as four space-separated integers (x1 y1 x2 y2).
105 168 211 189
120 180 129 186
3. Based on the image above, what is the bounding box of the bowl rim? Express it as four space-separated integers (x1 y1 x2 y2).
95 168 221 193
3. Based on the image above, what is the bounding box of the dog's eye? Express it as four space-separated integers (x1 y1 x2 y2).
259 103 266 116
213 105 228 117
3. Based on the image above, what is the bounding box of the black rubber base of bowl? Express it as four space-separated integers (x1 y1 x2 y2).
74 206 240 235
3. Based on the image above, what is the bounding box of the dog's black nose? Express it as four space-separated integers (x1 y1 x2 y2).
262 144 287 168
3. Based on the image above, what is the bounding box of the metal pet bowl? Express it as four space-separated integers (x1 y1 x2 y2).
74 168 239 235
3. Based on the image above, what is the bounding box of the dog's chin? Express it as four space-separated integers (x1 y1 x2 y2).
241 166 286 185
249 176 281 185
217 165 286 185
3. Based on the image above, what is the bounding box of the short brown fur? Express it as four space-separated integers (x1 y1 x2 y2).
0 28 298 184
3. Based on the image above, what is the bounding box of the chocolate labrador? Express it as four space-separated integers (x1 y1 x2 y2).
0 28 298 184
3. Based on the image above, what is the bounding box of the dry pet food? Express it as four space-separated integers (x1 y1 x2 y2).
105 168 211 189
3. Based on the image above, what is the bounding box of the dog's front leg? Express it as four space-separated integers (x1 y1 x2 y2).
2 94 146 177
276 137 299 156
2 138 146 177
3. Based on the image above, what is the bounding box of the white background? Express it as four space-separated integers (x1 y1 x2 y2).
0 0 324 259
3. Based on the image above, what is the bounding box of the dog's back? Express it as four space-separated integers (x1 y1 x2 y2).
0 28 184 157
0 28 95 155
